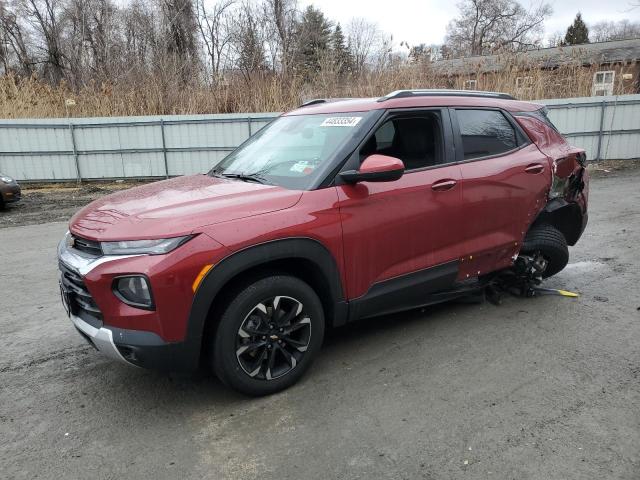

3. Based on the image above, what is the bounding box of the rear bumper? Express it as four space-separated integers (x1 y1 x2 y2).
578 211 588 241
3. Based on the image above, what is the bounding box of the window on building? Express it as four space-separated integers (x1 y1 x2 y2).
456 109 517 160
592 70 615 96
463 79 477 90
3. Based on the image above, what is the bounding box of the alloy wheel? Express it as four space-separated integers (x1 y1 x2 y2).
235 295 312 380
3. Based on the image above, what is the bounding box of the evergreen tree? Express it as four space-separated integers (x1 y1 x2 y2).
331 23 352 75
564 13 590 45
297 5 332 75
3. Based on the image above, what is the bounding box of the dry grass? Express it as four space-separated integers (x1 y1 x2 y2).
0 57 636 118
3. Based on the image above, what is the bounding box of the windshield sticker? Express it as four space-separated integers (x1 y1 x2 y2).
320 117 362 127
290 161 311 173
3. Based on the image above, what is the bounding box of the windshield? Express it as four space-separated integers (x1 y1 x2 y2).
209 112 370 190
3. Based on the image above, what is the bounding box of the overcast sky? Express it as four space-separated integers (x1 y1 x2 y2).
301 0 638 47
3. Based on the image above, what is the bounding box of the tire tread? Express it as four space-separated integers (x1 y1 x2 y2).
211 274 324 396
523 223 569 278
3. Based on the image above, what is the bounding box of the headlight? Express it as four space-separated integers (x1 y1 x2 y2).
113 275 154 309
101 235 192 255
1 176 14 183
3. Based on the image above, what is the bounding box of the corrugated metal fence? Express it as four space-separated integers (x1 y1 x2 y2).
0 113 277 181
0 94 638 181
540 94 640 162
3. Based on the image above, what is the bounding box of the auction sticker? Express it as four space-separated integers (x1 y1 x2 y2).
320 117 362 127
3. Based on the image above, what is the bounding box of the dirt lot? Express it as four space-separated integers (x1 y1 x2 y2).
0 165 639 479
0 180 150 228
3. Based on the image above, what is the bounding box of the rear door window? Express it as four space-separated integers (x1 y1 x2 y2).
456 109 517 160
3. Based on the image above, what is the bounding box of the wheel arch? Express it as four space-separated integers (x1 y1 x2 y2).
184 238 347 368
532 199 584 246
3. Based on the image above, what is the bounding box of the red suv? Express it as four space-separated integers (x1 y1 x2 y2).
58 90 588 395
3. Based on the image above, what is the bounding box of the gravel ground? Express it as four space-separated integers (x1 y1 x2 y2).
0 180 150 228
0 167 639 479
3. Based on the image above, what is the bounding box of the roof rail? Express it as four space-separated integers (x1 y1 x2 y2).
298 97 356 108
378 89 515 102
299 98 329 107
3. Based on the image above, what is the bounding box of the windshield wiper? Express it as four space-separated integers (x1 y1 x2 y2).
217 172 268 184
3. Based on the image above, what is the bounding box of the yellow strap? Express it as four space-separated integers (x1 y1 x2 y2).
556 289 580 297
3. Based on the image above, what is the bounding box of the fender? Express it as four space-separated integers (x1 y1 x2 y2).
182 237 347 368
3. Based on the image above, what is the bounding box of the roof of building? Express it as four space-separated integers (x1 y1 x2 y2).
432 38 640 75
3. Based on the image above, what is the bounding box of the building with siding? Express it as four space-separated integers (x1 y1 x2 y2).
433 38 640 97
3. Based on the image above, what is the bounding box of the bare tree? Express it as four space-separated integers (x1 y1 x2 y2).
590 19 640 42
21 0 66 83
346 17 381 74
120 0 158 77
0 0 34 75
444 0 551 57
372 32 395 70
159 0 197 57
263 0 299 74
546 31 564 48
195 0 234 82
80 0 119 81
63 0 92 85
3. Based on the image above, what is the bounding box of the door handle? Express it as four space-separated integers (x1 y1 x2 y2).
431 179 457 192
525 163 545 174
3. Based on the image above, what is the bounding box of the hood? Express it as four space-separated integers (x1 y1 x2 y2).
69 175 302 241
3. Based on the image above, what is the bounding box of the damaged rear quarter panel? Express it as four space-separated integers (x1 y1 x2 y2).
516 114 589 245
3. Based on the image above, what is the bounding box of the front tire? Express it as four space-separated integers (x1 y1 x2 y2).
522 223 569 278
211 275 325 396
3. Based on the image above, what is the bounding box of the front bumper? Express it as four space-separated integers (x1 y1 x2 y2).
70 310 194 370
71 313 130 364
1 183 21 203
57 233 225 371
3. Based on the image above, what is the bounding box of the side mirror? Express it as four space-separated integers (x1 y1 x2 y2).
340 154 405 184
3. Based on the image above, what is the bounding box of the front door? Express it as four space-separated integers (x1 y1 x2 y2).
335 110 466 317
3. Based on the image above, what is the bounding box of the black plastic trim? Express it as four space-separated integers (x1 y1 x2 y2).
534 199 588 246
349 261 459 320
182 237 347 370
109 326 193 371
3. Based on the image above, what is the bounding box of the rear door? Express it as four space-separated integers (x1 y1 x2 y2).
450 108 551 279
335 109 466 316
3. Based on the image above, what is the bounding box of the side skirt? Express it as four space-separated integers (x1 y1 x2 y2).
348 261 475 321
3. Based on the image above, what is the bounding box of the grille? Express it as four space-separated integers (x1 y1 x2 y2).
59 261 103 326
72 235 102 256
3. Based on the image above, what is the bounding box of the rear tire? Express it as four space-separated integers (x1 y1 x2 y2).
211 275 325 396
522 223 569 278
